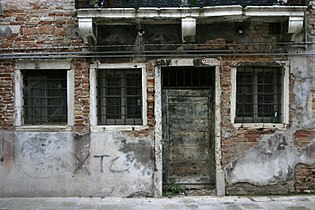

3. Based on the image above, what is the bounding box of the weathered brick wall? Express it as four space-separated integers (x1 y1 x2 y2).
226 182 296 195
146 60 155 128
294 130 315 193
0 0 80 49
0 0 88 131
0 0 314 197
73 59 90 133
0 61 15 131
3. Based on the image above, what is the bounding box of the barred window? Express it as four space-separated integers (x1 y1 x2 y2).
235 66 282 123
22 70 67 125
97 69 142 125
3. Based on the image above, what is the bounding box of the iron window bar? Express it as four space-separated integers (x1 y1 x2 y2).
22 70 67 125
97 68 142 125
162 67 214 89
235 66 282 123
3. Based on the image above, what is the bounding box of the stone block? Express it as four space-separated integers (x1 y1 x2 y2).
0 25 20 36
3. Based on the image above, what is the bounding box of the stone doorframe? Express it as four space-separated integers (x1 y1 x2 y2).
153 58 225 197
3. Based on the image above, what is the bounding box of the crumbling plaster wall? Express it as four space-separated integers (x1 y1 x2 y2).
222 54 315 194
0 131 155 197
222 5 315 194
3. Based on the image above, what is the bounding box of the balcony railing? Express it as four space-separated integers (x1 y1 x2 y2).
75 0 306 8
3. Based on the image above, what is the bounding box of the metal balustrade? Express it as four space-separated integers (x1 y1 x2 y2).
75 0 306 8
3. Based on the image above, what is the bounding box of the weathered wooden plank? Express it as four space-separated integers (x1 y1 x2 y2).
169 160 213 175
169 147 210 160
168 103 209 117
167 175 215 184
169 131 209 147
169 119 209 131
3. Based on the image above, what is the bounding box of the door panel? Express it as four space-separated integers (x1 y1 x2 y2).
162 89 215 187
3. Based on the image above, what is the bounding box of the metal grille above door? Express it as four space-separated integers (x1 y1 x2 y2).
162 67 214 89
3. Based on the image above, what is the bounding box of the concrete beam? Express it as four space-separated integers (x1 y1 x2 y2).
244 6 307 17
77 6 243 19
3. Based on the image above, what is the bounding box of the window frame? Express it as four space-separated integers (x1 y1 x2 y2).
15 61 74 131
97 68 143 125
235 66 282 123
230 62 289 129
90 63 147 131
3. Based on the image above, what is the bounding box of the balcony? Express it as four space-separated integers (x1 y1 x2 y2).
75 0 306 8
76 0 307 47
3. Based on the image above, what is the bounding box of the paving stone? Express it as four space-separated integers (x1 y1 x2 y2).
286 207 309 210
56 207 78 210
77 204 98 210
162 204 182 210
224 204 243 210
240 203 263 209
0 195 314 210
36 207 57 210
249 196 273 202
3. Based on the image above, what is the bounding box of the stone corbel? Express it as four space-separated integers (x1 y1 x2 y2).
288 16 304 41
181 17 196 43
78 17 97 45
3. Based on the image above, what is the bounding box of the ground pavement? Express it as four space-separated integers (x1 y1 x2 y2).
0 195 314 210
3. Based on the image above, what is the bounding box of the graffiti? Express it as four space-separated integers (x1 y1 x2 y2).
73 152 91 175
20 134 67 179
73 133 91 176
94 154 110 173
110 157 129 173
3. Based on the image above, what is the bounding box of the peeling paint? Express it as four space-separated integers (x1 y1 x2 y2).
16 132 72 179
0 133 15 168
225 133 300 186
300 140 315 165
0 131 154 197
225 133 315 187
156 59 171 67
118 139 154 175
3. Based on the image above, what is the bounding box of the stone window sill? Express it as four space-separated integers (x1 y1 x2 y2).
233 123 288 130
15 125 72 132
90 125 149 132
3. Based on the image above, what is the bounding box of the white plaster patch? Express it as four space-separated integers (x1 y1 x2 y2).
0 25 20 35
225 133 300 186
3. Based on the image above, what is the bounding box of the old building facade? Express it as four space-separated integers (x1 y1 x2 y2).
0 0 314 197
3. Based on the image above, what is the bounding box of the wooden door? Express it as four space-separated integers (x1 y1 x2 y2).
162 89 215 188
